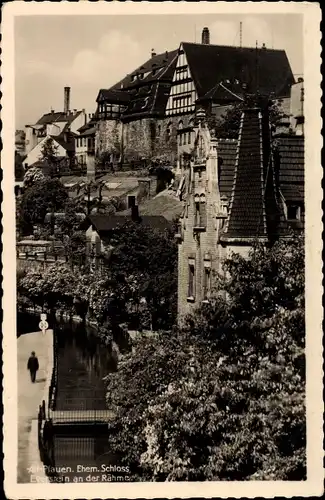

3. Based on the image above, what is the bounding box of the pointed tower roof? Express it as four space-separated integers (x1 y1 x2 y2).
222 105 283 241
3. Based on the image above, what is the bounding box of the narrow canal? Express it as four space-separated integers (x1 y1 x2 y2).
18 312 122 481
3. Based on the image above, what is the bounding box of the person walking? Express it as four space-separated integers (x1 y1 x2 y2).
27 351 39 383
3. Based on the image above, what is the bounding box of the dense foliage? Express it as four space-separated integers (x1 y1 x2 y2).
18 178 68 236
15 151 25 181
17 220 178 333
105 220 178 330
104 234 305 481
213 96 288 139
23 166 46 188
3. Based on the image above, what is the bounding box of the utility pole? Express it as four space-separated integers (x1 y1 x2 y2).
240 21 242 48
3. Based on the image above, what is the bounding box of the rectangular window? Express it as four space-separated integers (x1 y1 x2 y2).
188 131 191 144
195 201 206 227
188 261 195 298
203 267 211 300
195 202 200 227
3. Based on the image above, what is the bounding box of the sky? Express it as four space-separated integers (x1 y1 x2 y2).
15 14 303 129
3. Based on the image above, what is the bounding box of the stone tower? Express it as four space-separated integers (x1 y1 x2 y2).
176 107 227 321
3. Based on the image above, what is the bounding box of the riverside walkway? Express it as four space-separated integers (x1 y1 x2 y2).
17 329 53 483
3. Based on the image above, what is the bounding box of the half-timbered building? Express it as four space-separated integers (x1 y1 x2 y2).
94 27 294 171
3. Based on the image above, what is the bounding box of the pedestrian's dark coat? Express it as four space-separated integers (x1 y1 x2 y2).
27 356 39 372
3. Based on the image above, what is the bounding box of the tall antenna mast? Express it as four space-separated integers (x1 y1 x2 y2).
240 21 242 48
255 40 259 94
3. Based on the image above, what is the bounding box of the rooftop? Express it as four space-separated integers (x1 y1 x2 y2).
86 213 172 234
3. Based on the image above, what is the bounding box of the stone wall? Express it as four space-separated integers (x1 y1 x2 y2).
95 116 182 167
177 198 227 321
95 120 122 159
17 255 69 273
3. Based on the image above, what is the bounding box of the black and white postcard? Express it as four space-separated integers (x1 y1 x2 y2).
2 1 323 498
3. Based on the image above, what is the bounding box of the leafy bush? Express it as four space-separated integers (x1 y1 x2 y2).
104 234 305 481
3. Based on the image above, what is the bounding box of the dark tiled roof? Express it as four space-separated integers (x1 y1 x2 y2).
224 108 267 238
87 213 171 234
78 126 96 137
276 136 304 203
36 110 82 126
218 139 238 199
53 132 76 152
183 43 294 99
99 50 178 119
97 89 131 104
112 50 179 91
199 82 244 103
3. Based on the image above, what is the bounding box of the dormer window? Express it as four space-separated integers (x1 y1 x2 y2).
131 75 136 82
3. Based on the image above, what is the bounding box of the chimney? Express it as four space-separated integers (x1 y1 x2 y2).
262 43 266 50
131 204 140 222
64 87 71 114
202 27 210 45
151 48 157 58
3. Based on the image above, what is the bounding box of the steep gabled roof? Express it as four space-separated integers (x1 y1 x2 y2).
222 107 289 241
218 139 238 199
223 108 268 239
35 110 82 126
111 49 179 91
199 81 245 103
275 136 304 203
53 132 76 152
183 43 294 99
98 49 178 120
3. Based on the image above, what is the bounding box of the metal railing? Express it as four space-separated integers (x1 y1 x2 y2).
48 408 115 424
48 328 59 411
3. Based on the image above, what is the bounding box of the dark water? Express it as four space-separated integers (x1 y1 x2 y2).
17 311 121 479
55 320 116 410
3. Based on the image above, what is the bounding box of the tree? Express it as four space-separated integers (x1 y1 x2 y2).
18 178 68 236
40 137 59 177
104 234 305 481
15 151 25 181
23 166 46 188
18 264 79 313
106 220 178 330
214 95 288 139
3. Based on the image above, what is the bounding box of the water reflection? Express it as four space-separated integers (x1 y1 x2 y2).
55 319 116 411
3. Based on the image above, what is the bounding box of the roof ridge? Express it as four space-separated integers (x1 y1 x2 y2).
182 41 285 52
